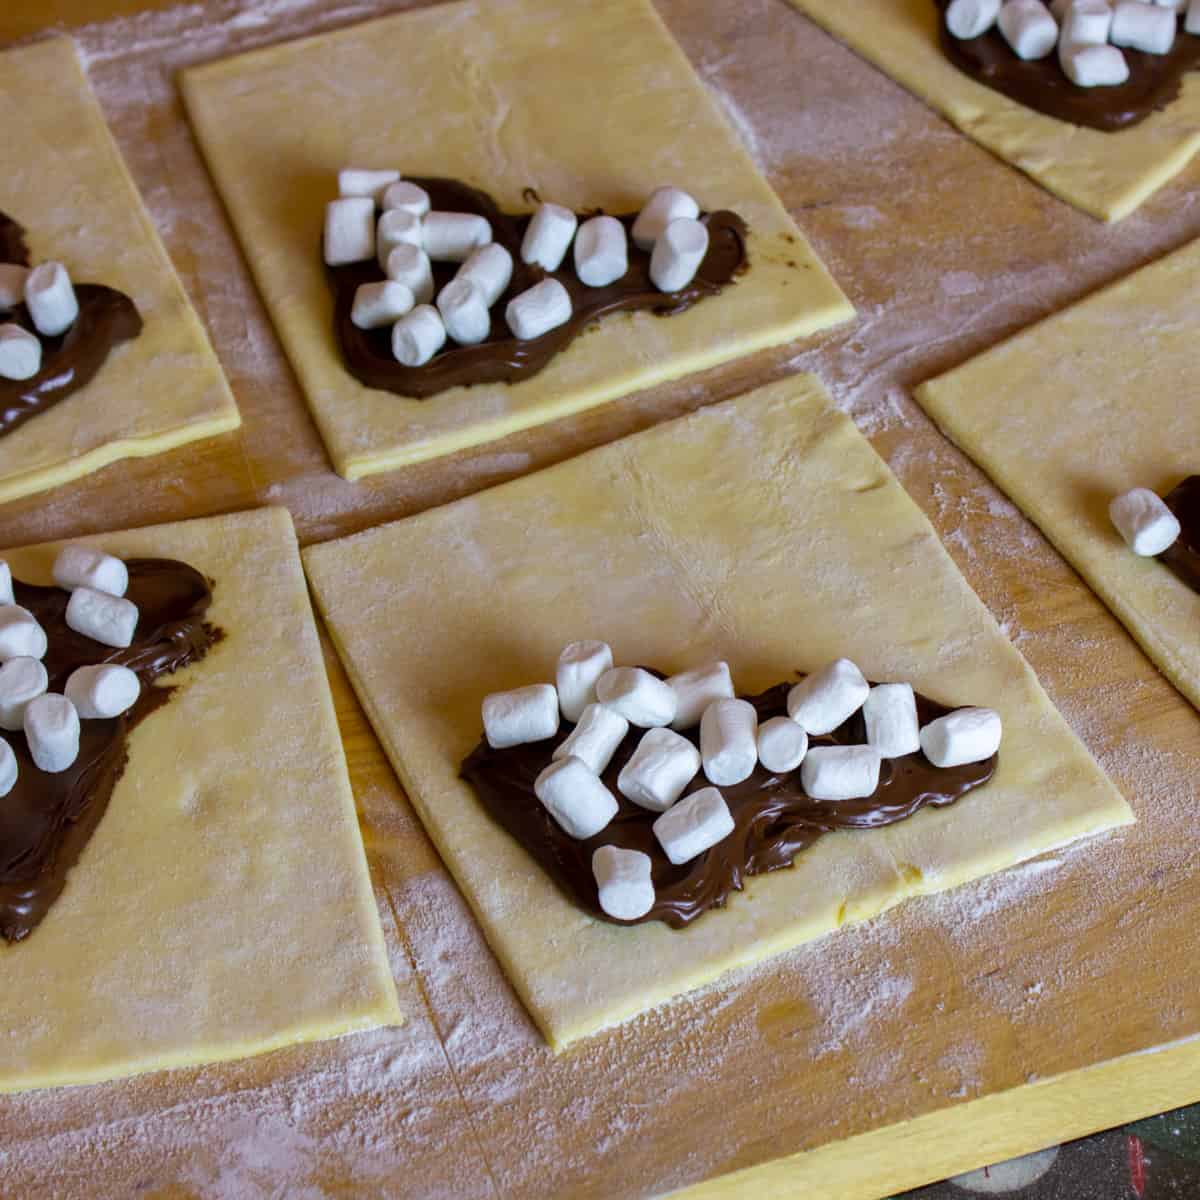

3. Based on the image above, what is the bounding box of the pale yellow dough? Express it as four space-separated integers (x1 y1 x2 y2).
179 0 854 481
0 38 240 505
788 0 1200 222
303 377 1131 1051
0 508 401 1095
917 237 1200 715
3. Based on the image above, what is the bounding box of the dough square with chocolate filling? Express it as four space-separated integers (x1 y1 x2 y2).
917 236 1200 713
0 38 240 505
0 507 401 1094
303 375 1131 1051
788 0 1200 221
179 0 854 481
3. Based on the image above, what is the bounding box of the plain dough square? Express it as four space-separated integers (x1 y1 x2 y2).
0 507 401 1095
917 237 1200 714
303 376 1131 1051
788 0 1200 222
179 0 854 481
0 38 240 505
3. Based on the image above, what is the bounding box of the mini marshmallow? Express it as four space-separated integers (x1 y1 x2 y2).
1060 40 1130 85
65 587 139 649
0 657 48 731
617 726 701 812
920 707 1003 768
595 667 678 728
1109 487 1181 556
700 698 758 787
456 244 514 307
534 756 618 839
377 209 424 268
351 280 415 330
757 716 808 775
53 544 129 597
574 215 628 288
436 278 491 345
631 187 700 252
667 661 735 731
422 212 493 263
23 694 80 774
392 305 446 367
0 324 41 381
800 746 882 802
863 683 921 759
338 167 400 200
24 262 78 337
653 786 734 866
649 218 709 294
324 197 376 266
0 738 14 798
386 244 435 305
0 606 47 662
556 640 613 722
998 0 1059 59
946 0 1003 37
552 703 629 775
1057 0 1114 42
382 181 431 216
482 683 559 749
0 263 29 310
592 845 655 920
506 279 572 340
521 203 578 271
1110 0 1177 52
0 561 10 606
787 658 869 736
1188 0 1200 35
64 664 140 720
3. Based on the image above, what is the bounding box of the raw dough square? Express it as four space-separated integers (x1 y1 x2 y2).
917 237 1200 714
0 38 240 505
179 0 854 481
0 507 401 1094
788 0 1200 221
303 376 1131 1051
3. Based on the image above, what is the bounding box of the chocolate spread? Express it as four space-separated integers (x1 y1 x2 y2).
1160 475 1200 594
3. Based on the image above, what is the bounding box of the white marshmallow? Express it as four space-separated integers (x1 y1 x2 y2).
700 698 758 787
24 262 78 337
800 746 882 802
649 218 709 294
0 606 47 662
324 197 376 266
1060 40 1130 84
1056 0 1113 42
756 717 808 774
0 324 41 381
0 738 14 797
382 181 431 216
592 845 655 920
338 167 400 201
653 786 734 866
65 587 139 649
376 209 424 268
422 212 493 263
667 661 735 731
520 203 578 271
534 755 618 839
998 0 1060 58
52 544 129 598
456 243 513 308
595 667 678 728
552 703 629 775
617 726 701 812
556 641 613 722
631 187 700 252
1110 0 1177 52
946 0 1003 38
0 561 10 606
863 683 921 759
1188 0 1200 35
385 244 435 305
0 657 48 731
437 278 491 345
351 280 415 330
482 683 559 749
23 694 80 774
787 658 869 736
920 707 1003 768
392 305 446 367
574 216 628 287
505 279 572 340
64 664 140 720
1110 487 1181 556
0 264 29 310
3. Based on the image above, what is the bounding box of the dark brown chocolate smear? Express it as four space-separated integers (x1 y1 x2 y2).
1160 475 1200 594
0 210 142 439
461 678 996 928
326 178 748 398
0 559 220 943
934 2 1200 132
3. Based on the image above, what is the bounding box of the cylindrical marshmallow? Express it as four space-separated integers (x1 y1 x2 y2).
505 279 572 340
437 278 492 346
649 218 709 294
382 181 431 216
456 244 513 308
64 664 141 720
324 198 376 266
863 683 921 759
24 262 78 337
422 212 493 263
0 606 47 662
700 697 758 787
945 0 1002 37
1057 0 1114 43
592 845 655 921
1188 0 1200 36
574 215 628 287
377 209 424 268
1110 0 1177 53
617 726 701 812
667 661 735 731
0 264 29 310
24 694 80 774
482 683 559 749
53 545 129 597
757 716 808 775
920 708 1002 768
65 587 139 649
0 737 15 797
534 755 618 839
392 305 447 367
800 746 882 802
1060 41 1129 85
556 641 613 722
552 702 629 775
351 280 415 330
338 167 400 201
631 187 700 252
595 667 677 728
787 658 870 736
998 0 1059 59
0 561 11 606
0 324 42 382
521 203 578 271
386 244 435 305
652 786 734 866
1110 488 1181 556
0 656 48 731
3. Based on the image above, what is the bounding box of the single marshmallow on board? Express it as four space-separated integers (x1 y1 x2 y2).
1056 0 1114 42
1109 487 1181 556
631 187 700 252
338 167 400 201
66 588 138 649
787 658 870 736
700 697 759 787
53 545 128 598
377 209 424 268
552 702 629 775
422 212 493 263
556 641 613 722
24 694 80 774
592 845 655 921
946 0 1003 37
324 197 376 266
653 786 734 866
386 244 436 305
649 218 709 294
0 737 15 798
863 683 921 759
595 667 678 727
382 181 431 217
0 324 41 382
0 561 11 606
667 661 735 731
998 0 1060 59
437 279 492 346
506 279 572 340
920 707 1003 768
757 716 809 775
24 262 78 337
392 305 447 367
1060 40 1130 85
64 664 140 720
617 726 701 812
457 244 514 308
521 203 578 271
351 281 415 330
482 683 559 749
574 216 628 287
1110 0 1177 53
0 656 48 731
0 606 47 661
800 745 882 802
534 756 618 839
1189 0 1200 36
0 263 29 310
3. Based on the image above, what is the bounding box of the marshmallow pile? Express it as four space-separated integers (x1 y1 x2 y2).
1109 486 1183 556
0 545 142 796
480 644 1003 922
947 0 1198 88
324 170 712 368
0 260 80 382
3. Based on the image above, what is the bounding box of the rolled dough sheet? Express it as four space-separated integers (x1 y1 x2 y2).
787 0 1200 222
0 38 240 506
0 507 401 1095
303 376 1131 1051
179 0 854 481
917 237 1200 714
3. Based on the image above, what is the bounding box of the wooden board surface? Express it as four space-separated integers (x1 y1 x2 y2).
1 1 1199 1197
